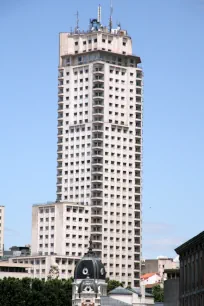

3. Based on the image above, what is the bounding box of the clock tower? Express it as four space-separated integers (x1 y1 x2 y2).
72 239 107 306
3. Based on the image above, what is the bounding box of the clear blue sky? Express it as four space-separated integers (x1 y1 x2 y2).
0 0 204 258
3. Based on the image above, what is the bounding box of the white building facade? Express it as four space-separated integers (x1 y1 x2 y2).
56 13 143 287
9 254 79 280
0 206 5 256
32 201 91 258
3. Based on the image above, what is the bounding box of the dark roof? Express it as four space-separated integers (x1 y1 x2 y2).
101 296 131 306
175 231 204 254
74 239 106 280
164 269 180 274
129 287 153 297
109 286 132 295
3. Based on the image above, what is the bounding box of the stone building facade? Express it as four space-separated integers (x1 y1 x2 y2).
175 231 204 306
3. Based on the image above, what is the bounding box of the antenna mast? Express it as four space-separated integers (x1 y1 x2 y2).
75 11 79 33
109 0 113 32
97 4 101 23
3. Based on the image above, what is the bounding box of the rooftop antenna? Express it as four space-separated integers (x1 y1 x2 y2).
97 4 102 23
75 11 79 33
109 0 113 32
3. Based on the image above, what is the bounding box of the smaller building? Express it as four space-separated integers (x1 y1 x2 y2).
31 201 91 257
3 245 31 259
108 286 154 305
163 269 179 306
141 256 179 282
9 254 80 280
175 231 204 306
0 261 32 279
141 272 162 286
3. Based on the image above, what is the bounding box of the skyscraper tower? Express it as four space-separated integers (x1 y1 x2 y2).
57 8 143 287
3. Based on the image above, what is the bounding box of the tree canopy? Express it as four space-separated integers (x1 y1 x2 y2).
106 278 123 293
152 284 164 302
0 277 72 306
0 277 127 305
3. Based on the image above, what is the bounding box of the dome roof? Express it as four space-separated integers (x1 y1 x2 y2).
74 239 106 280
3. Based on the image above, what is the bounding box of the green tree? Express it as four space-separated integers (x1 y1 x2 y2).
106 278 123 293
0 277 73 306
152 284 164 302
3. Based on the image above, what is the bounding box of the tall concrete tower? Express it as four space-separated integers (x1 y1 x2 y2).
57 9 143 287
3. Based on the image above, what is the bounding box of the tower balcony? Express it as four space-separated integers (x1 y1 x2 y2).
92 157 103 164
92 167 103 175
92 129 103 135
57 180 62 186
58 105 63 111
93 243 102 252
58 121 63 128
91 217 103 226
58 96 63 103
93 86 104 91
92 189 103 195
93 69 104 75
93 73 104 80
93 99 104 105
91 212 103 218
93 78 104 84
91 194 103 200
57 128 63 135
58 80 63 87
93 102 104 108
92 152 103 158
136 88 142 95
57 162 63 168
134 237 140 244
57 153 63 160
57 138 63 144
58 88 63 95
92 146 103 151
93 95 104 99
57 186 62 192
92 133 103 140
135 137 141 145
135 212 140 219
92 183 103 190
93 111 103 118
58 113 63 119
58 71 64 79
92 153 103 159
92 110 104 115
92 237 102 243
92 139 103 147
91 206 102 214
92 118 104 124
136 80 142 87
91 200 103 207
57 145 63 152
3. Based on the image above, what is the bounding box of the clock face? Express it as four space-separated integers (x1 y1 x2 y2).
100 268 104 275
83 267 89 275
